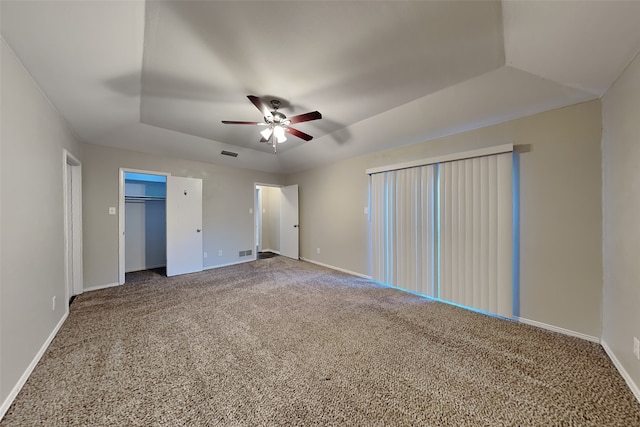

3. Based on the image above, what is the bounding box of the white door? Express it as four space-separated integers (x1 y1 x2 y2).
280 184 299 259
166 176 203 276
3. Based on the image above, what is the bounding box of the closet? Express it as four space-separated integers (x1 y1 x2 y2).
124 173 167 273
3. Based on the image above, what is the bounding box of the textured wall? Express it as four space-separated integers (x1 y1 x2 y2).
1 40 83 408
602 51 640 393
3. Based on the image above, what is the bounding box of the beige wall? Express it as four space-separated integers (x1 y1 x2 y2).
82 144 283 288
1 39 83 407
288 100 603 338
602 52 640 390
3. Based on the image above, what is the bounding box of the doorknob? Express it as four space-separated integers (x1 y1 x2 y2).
293 224 299 228
197 229 201 233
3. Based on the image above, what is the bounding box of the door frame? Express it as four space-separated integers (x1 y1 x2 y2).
63 149 83 305
118 168 171 284
254 182 282 260
255 187 262 253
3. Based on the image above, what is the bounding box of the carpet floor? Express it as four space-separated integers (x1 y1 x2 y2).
2 257 639 426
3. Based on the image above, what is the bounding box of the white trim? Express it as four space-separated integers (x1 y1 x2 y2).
204 259 254 270
0 311 68 420
63 149 84 302
365 143 514 175
300 257 372 279
119 168 171 285
515 317 600 343
601 340 640 404
84 282 121 293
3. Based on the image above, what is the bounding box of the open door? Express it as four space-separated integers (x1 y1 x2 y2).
280 184 299 259
166 176 203 276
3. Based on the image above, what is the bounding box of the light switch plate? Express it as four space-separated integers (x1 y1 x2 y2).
108 207 116 215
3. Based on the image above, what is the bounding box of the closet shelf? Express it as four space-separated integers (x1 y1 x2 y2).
125 195 166 202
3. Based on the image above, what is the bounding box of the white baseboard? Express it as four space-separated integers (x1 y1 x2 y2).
204 259 253 270
601 340 640 404
515 317 600 343
300 257 371 279
84 282 120 293
0 311 69 420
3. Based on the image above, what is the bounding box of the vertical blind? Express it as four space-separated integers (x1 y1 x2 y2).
439 153 512 317
370 150 513 318
371 165 436 297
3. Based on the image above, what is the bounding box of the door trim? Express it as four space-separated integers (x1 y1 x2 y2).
118 168 171 285
253 182 282 261
63 149 83 304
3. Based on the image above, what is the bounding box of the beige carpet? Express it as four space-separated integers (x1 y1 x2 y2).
3 257 640 426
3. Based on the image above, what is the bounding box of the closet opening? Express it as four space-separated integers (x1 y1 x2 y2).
123 172 167 283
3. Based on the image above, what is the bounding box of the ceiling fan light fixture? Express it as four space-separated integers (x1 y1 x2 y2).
274 125 287 143
222 95 321 150
260 127 273 140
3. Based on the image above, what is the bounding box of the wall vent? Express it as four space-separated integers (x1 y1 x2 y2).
221 150 238 157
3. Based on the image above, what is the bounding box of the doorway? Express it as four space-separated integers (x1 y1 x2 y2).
118 170 204 283
119 168 170 284
123 172 167 280
63 150 83 305
254 184 299 260
255 185 281 257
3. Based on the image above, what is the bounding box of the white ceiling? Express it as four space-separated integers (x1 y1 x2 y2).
2 1 640 174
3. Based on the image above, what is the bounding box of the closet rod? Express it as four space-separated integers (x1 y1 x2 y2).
124 196 166 202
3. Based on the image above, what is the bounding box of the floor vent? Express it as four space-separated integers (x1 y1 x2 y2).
221 150 238 157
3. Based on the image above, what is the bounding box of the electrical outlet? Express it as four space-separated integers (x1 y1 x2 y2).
317 248 321 254
204 252 208 258
218 250 223 257
52 296 56 311
634 337 640 360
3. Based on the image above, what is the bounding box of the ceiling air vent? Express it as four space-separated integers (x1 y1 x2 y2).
221 150 238 158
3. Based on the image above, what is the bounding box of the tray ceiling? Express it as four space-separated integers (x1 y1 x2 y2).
2 1 639 173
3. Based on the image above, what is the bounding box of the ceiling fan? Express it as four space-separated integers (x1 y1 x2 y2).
222 95 322 153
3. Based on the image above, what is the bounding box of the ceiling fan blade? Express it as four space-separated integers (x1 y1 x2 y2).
285 126 313 141
221 120 266 125
247 95 272 119
287 111 322 125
